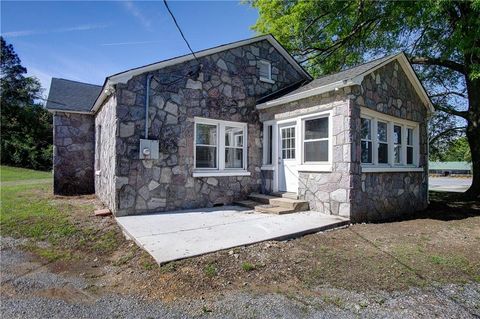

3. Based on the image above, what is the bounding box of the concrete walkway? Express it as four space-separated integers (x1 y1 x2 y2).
116 206 349 264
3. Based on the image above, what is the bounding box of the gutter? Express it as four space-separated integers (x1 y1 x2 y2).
256 77 363 110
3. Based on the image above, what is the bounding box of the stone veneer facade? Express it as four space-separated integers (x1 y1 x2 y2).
53 112 95 195
259 60 429 222
95 40 305 216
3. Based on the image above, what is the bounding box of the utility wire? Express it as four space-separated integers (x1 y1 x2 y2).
163 0 199 63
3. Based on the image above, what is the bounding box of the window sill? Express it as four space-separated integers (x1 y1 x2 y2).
259 77 275 84
361 166 424 173
261 165 274 171
193 170 251 177
297 164 332 172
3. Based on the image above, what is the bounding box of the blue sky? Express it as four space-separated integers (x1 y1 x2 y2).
1 1 259 97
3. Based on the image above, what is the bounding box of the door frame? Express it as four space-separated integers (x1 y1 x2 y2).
277 122 299 193
262 109 334 194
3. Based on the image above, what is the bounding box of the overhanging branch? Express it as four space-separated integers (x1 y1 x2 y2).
434 104 468 119
410 56 466 75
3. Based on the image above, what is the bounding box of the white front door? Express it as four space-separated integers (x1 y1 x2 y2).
278 124 298 193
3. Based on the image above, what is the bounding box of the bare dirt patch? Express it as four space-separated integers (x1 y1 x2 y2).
3 183 480 304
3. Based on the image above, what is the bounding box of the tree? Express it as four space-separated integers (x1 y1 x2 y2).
1 36 52 170
248 0 480 199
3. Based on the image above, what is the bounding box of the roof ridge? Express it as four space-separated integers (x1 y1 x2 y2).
312 52 401 81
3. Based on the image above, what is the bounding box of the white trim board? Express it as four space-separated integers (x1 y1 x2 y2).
92 35 311 113
256 52 434 113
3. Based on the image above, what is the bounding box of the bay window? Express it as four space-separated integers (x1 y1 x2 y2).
361 108 420 171
194 118 249 177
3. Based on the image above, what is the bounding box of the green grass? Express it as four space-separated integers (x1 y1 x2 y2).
0 183 78 242
0 169 122 262
204 263 218 277
0 165 51 182
242 261 256 272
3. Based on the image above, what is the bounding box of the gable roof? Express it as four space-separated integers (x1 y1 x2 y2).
46 78 102 113
91 34 312 113
257 52 434 113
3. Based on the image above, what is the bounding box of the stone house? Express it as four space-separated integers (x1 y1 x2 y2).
46 35 434 222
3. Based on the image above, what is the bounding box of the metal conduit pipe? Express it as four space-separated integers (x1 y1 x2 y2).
144 74 154 139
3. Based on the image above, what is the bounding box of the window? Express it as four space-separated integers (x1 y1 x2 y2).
361 118 372 163
377 121 389 164
407 128 414 165
360 108 421 171
225 126 243 169
194 118 248 176
281 126 296 159
258 60 272 82
303 117 328 162
393 124 402 164
195 123 217 168
263 124 273 165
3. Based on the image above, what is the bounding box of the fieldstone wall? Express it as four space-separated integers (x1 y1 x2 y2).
94 94 117 212
259 93 354 217
349 60 429 221
53 112 95 195
111 40 306 216
258 60 430 221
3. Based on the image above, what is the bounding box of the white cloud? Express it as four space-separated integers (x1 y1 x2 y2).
2 24 109 38
122 1 152 30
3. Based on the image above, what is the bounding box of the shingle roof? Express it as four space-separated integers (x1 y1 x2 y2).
278 54 397 99
46 78 102 113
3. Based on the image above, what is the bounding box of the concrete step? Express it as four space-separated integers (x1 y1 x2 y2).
254 204 295 215
271 192 299 200
269 197 309 211
249 193 309 211
233 200 259 209
248 193 278 204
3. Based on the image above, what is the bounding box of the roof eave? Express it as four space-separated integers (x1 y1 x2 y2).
47 108 94 115
257 53 435 113
91 34 311 114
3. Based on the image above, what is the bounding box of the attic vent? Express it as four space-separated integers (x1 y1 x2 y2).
258 60 273 83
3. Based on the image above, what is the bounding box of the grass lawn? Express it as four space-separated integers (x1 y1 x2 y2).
0 165 51 182
0 167 479 301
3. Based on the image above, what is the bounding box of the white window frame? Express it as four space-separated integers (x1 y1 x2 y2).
258 60 274 84
361 107 422 172
193 117 250 177
360 117 373 164
301 114 331 165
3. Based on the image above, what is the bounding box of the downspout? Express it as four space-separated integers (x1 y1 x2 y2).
145 74 154 139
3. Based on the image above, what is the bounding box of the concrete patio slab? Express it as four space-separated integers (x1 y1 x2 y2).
116 206 349 264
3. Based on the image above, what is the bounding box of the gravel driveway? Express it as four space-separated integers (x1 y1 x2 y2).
1 237 479 319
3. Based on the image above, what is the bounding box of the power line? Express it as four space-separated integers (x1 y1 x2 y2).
163 0 199 63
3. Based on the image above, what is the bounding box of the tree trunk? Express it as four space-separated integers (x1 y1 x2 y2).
465 76 480 199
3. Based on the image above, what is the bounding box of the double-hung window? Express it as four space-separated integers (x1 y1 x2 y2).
406 128 414 165
195 123 218 168
361 118 372 163
303 117 329 162
393 124 402 164
377 121 389 164
194 118 249 177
